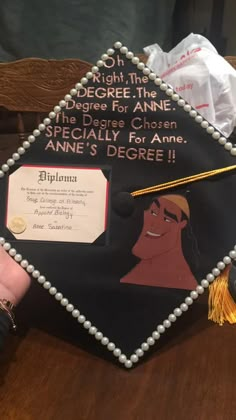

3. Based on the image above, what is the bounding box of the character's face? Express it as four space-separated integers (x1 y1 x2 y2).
133 196 187 260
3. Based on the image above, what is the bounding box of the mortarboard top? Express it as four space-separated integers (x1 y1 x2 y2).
0 42 236 368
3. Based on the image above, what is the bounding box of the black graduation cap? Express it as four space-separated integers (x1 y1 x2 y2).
0 42 236 369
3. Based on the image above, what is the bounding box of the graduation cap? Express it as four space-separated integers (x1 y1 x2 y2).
0 42 236 369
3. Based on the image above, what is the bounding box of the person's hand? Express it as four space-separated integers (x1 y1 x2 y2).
0 246 31 305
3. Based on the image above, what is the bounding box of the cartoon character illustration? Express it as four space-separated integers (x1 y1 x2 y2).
120 194 198 290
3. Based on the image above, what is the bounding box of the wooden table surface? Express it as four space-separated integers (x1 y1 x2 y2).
1 296 236 420
0 146 235 419
1 149 236 420
1 54 236 419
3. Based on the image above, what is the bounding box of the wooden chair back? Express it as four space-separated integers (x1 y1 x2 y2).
0 55 235 162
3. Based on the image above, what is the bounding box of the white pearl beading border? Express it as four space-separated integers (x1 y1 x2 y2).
1 236 236 368
0 41 236 368
0 41 236 179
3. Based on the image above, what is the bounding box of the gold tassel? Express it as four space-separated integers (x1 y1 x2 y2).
208 264 236 325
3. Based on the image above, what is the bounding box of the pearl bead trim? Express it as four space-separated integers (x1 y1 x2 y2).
0 42 236 369
0 42 234 181
0 44 234 180
0 236 236 368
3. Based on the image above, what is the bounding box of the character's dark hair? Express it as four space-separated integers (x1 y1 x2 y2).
143 193 200 274
181 210 188 221
181 211 200 275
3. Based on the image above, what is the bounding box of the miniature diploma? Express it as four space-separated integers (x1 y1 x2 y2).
6 165 109 243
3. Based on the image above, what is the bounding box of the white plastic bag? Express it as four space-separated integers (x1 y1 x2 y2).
144 33 236 137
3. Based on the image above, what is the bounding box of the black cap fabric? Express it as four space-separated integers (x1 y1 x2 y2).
229 265 236 301
0 43 236 368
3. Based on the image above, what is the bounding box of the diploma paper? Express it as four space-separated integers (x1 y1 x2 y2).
6 165 109 243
